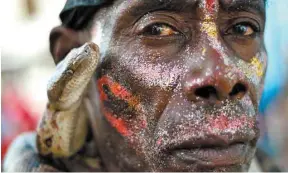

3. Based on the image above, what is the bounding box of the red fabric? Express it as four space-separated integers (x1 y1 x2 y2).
1 86 38 160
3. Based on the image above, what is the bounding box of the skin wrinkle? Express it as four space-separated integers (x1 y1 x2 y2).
84 0 267 171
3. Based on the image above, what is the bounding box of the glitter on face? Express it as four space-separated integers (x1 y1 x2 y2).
201 22 218 38
117 53 183 89
103 110 132 137
250 56 264 77
207 114 254 132
235 53 264 87
97 75 144 137
202 48 207 56
199 0 264 91
199 0 225 60
98 75 141 110
87 0 267 171
200 0 218 38
206 0 217 13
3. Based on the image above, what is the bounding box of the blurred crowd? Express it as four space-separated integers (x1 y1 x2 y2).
1 0 288 171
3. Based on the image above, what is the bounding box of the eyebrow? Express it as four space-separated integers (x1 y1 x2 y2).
127 0 197 18
124 0 265 18
220 0 265 18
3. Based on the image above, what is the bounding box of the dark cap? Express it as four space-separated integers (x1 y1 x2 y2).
60 0 107 30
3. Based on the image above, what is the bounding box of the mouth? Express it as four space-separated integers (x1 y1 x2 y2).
165 135 257 169
155 111 259 170
171 142 250 168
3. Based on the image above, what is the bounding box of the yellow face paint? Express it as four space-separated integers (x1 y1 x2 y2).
201 21 218 38
250 56 263 77
200 0 219 41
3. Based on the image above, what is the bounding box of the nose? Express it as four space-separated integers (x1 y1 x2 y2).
183 55 248 103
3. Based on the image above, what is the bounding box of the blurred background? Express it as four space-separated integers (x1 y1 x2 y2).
1 0 288 171
1 0 65 161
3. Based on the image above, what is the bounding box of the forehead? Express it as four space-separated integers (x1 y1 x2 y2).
115 0 265 18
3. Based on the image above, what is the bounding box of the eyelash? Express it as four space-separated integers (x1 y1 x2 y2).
139 20 261 39
141 23 180 36
226 21 261 37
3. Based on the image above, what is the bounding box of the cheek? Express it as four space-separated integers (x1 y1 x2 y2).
241 52 266 86
253 52 267 96
250 55 265 79
226 37 262 61
220 49 266 85
232 51 267 105
97 75 147 138
112 36 186 89
117 51 183 89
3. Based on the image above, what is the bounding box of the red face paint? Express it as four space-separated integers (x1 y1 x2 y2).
103 110 132 137
98 76 140 108
206 0 216 14
97 75 145 137
156 137 163 146
207 114 254 131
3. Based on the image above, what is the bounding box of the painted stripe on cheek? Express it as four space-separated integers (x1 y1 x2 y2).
97 76 140 136
103 110 132 137
98 76 139 108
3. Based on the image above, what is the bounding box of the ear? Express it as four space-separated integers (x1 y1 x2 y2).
49 26 90 64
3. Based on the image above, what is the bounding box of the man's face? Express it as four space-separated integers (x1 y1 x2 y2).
90 0 266 171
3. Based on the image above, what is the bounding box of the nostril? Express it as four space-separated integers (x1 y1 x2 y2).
229 83 247 98
195 86 217 99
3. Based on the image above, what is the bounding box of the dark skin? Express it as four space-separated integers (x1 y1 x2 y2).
48 0 267 171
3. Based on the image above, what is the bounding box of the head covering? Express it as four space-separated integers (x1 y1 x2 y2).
59 0 267 30
60 0 108 30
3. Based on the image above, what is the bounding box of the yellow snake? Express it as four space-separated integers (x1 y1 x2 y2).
36 42 99 158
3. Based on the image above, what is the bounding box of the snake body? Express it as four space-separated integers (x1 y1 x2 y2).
36 42 99 158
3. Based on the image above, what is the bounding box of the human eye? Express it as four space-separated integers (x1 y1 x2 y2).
142 23 180 36
225 21 260 37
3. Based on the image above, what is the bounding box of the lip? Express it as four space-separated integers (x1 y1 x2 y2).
171 142 249 168
161 129 258 169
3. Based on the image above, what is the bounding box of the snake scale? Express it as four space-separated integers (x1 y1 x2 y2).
36 42 100 158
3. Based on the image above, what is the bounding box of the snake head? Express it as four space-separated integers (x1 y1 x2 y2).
37 42 99 158
47 42 100 111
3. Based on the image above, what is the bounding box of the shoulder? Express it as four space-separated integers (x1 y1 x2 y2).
3 132 60 172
